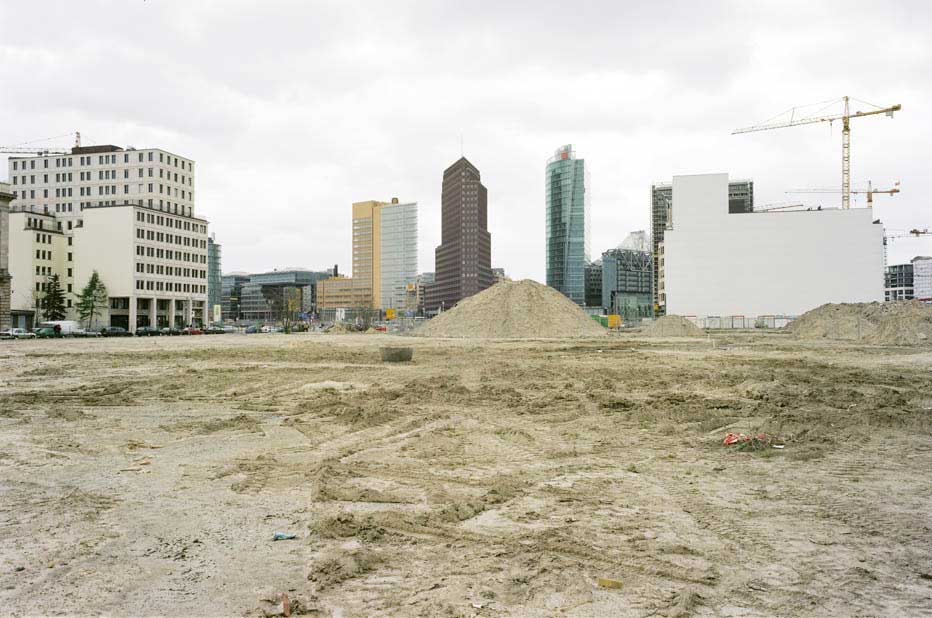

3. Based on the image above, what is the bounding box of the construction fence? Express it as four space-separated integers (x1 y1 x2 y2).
630 315 798 330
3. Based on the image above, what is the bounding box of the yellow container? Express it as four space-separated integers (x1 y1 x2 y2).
607 314 621 329
385 308 396 320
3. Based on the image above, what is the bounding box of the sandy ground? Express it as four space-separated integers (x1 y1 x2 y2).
1 332 931 617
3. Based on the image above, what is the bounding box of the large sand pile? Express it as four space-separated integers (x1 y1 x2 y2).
642 315 704 337
414 279 605 339
787 300 932 345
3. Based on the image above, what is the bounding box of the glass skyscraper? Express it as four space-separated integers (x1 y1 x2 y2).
379 200 418 310
545 144 590 305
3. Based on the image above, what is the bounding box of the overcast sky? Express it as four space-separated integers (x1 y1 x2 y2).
2 1 930 278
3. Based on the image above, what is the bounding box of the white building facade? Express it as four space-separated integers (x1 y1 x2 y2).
379 200 418 310
6 145 208 330
662 173 884 318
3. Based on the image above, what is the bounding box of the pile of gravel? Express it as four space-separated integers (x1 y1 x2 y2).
787 300 932 345
642 315 704 337
414 279 606 339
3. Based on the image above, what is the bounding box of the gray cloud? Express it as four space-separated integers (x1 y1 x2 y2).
1 0 930 277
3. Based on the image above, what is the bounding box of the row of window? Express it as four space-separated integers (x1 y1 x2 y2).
135 210 206 233
35 233 53 245
135 244 207 264
135 227 207 249
13 184 193 205
135 262 207 279
135 279 206 294
13 166 191 188
12 151 192 171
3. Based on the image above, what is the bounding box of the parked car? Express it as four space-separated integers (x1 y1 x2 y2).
73 328 101 338
222 325 237 334
203 326 225 335
135 326 162 337
181 327 203 335
0 328 37 340
161 327 181 336
34 327 64 339
99 326 131 337
244 325 258 334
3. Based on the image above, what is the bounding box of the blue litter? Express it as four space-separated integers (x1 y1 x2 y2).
272 532 297 541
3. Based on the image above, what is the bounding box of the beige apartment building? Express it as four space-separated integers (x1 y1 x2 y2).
0 183 12 331
6 144 208 330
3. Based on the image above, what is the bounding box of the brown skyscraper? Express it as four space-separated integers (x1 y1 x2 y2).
426 157 492 311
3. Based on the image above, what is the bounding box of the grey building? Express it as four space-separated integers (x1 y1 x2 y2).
0 183 12 331
546 145 590 305
232 268 334 323
207 235 222 321
221 273 249 321
602 231 652 321
651 180 753 314
584 260 602 308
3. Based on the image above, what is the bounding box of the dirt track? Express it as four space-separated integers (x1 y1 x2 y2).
1 332 931 617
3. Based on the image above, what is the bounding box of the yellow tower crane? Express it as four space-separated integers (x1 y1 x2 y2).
0 131 80 155
786 180 901 208
733 97 901 209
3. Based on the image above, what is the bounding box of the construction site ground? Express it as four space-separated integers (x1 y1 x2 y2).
1 332 931 617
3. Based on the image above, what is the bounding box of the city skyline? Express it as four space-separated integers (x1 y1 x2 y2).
1 2 930 281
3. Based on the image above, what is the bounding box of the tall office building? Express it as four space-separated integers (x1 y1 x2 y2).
319 198 417 310
650 179 753 314
351 200 383 308
545 145 590 305
426 157 492 312
379 199 418 309
207 235 222 321
6 145 208 331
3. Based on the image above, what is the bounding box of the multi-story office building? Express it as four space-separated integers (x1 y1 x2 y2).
584 260 602 308
351 200 382 308
320 198 418 310
234 269 333 322
651 179 753 314
426 157 492 312
317 275 358 310
207 235 222 321
545 145 590 305
6 144 207 331
0 183 11 331
221 273 249 321
379 199 418 310
885 262 914 301
662 173 882 318
602 231 652 320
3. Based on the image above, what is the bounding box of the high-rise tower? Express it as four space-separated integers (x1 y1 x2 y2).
426 157 492 311
545 145 590 305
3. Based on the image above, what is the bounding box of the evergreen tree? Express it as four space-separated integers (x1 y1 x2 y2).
77 270 109 329
42 274 67 321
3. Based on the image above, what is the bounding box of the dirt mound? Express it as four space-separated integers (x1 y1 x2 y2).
642 315 704 337
787 300 932 345
414 279 605 339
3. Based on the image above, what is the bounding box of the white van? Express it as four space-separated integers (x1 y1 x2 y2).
38 320 83 336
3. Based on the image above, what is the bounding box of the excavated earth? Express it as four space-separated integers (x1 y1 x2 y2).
1 332 932 617
414 279 605 339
